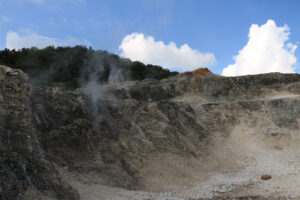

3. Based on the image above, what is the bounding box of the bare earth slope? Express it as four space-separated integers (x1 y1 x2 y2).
2 64 300 199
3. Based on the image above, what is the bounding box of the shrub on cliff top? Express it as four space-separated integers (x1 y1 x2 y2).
0 46 178 88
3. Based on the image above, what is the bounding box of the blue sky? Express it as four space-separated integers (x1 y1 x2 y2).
1 0 300 75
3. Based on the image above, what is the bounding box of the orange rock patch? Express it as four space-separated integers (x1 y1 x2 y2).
177 68 214 77
261 174 272 180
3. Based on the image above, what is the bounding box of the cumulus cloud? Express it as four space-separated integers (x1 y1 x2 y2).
222 20 297 76
6 31 91 50
119 33 216 71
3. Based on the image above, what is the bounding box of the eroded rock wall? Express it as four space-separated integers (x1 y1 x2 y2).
2 64 300 199
0 65 79 200
29 72 300 199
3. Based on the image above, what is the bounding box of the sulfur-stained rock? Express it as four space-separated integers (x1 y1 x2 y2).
177 67 216 77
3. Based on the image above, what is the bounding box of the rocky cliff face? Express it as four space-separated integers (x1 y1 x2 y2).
2 64 300 199
0 65 79 200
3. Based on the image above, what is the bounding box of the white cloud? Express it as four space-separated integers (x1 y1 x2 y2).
6 31 92 50
119 33 216 71
222 20 297 76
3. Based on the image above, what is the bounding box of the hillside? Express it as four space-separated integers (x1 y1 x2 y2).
0 46 178 88
1 64 300 199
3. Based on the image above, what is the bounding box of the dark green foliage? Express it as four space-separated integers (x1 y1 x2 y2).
0 46 178 88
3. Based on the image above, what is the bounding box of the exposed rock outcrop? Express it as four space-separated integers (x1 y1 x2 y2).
177 67 216 77
30 71 300 199
0 65 79 200
2 64 300 199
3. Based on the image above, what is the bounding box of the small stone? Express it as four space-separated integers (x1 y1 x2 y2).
261 174 272 180
5 69 18 76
